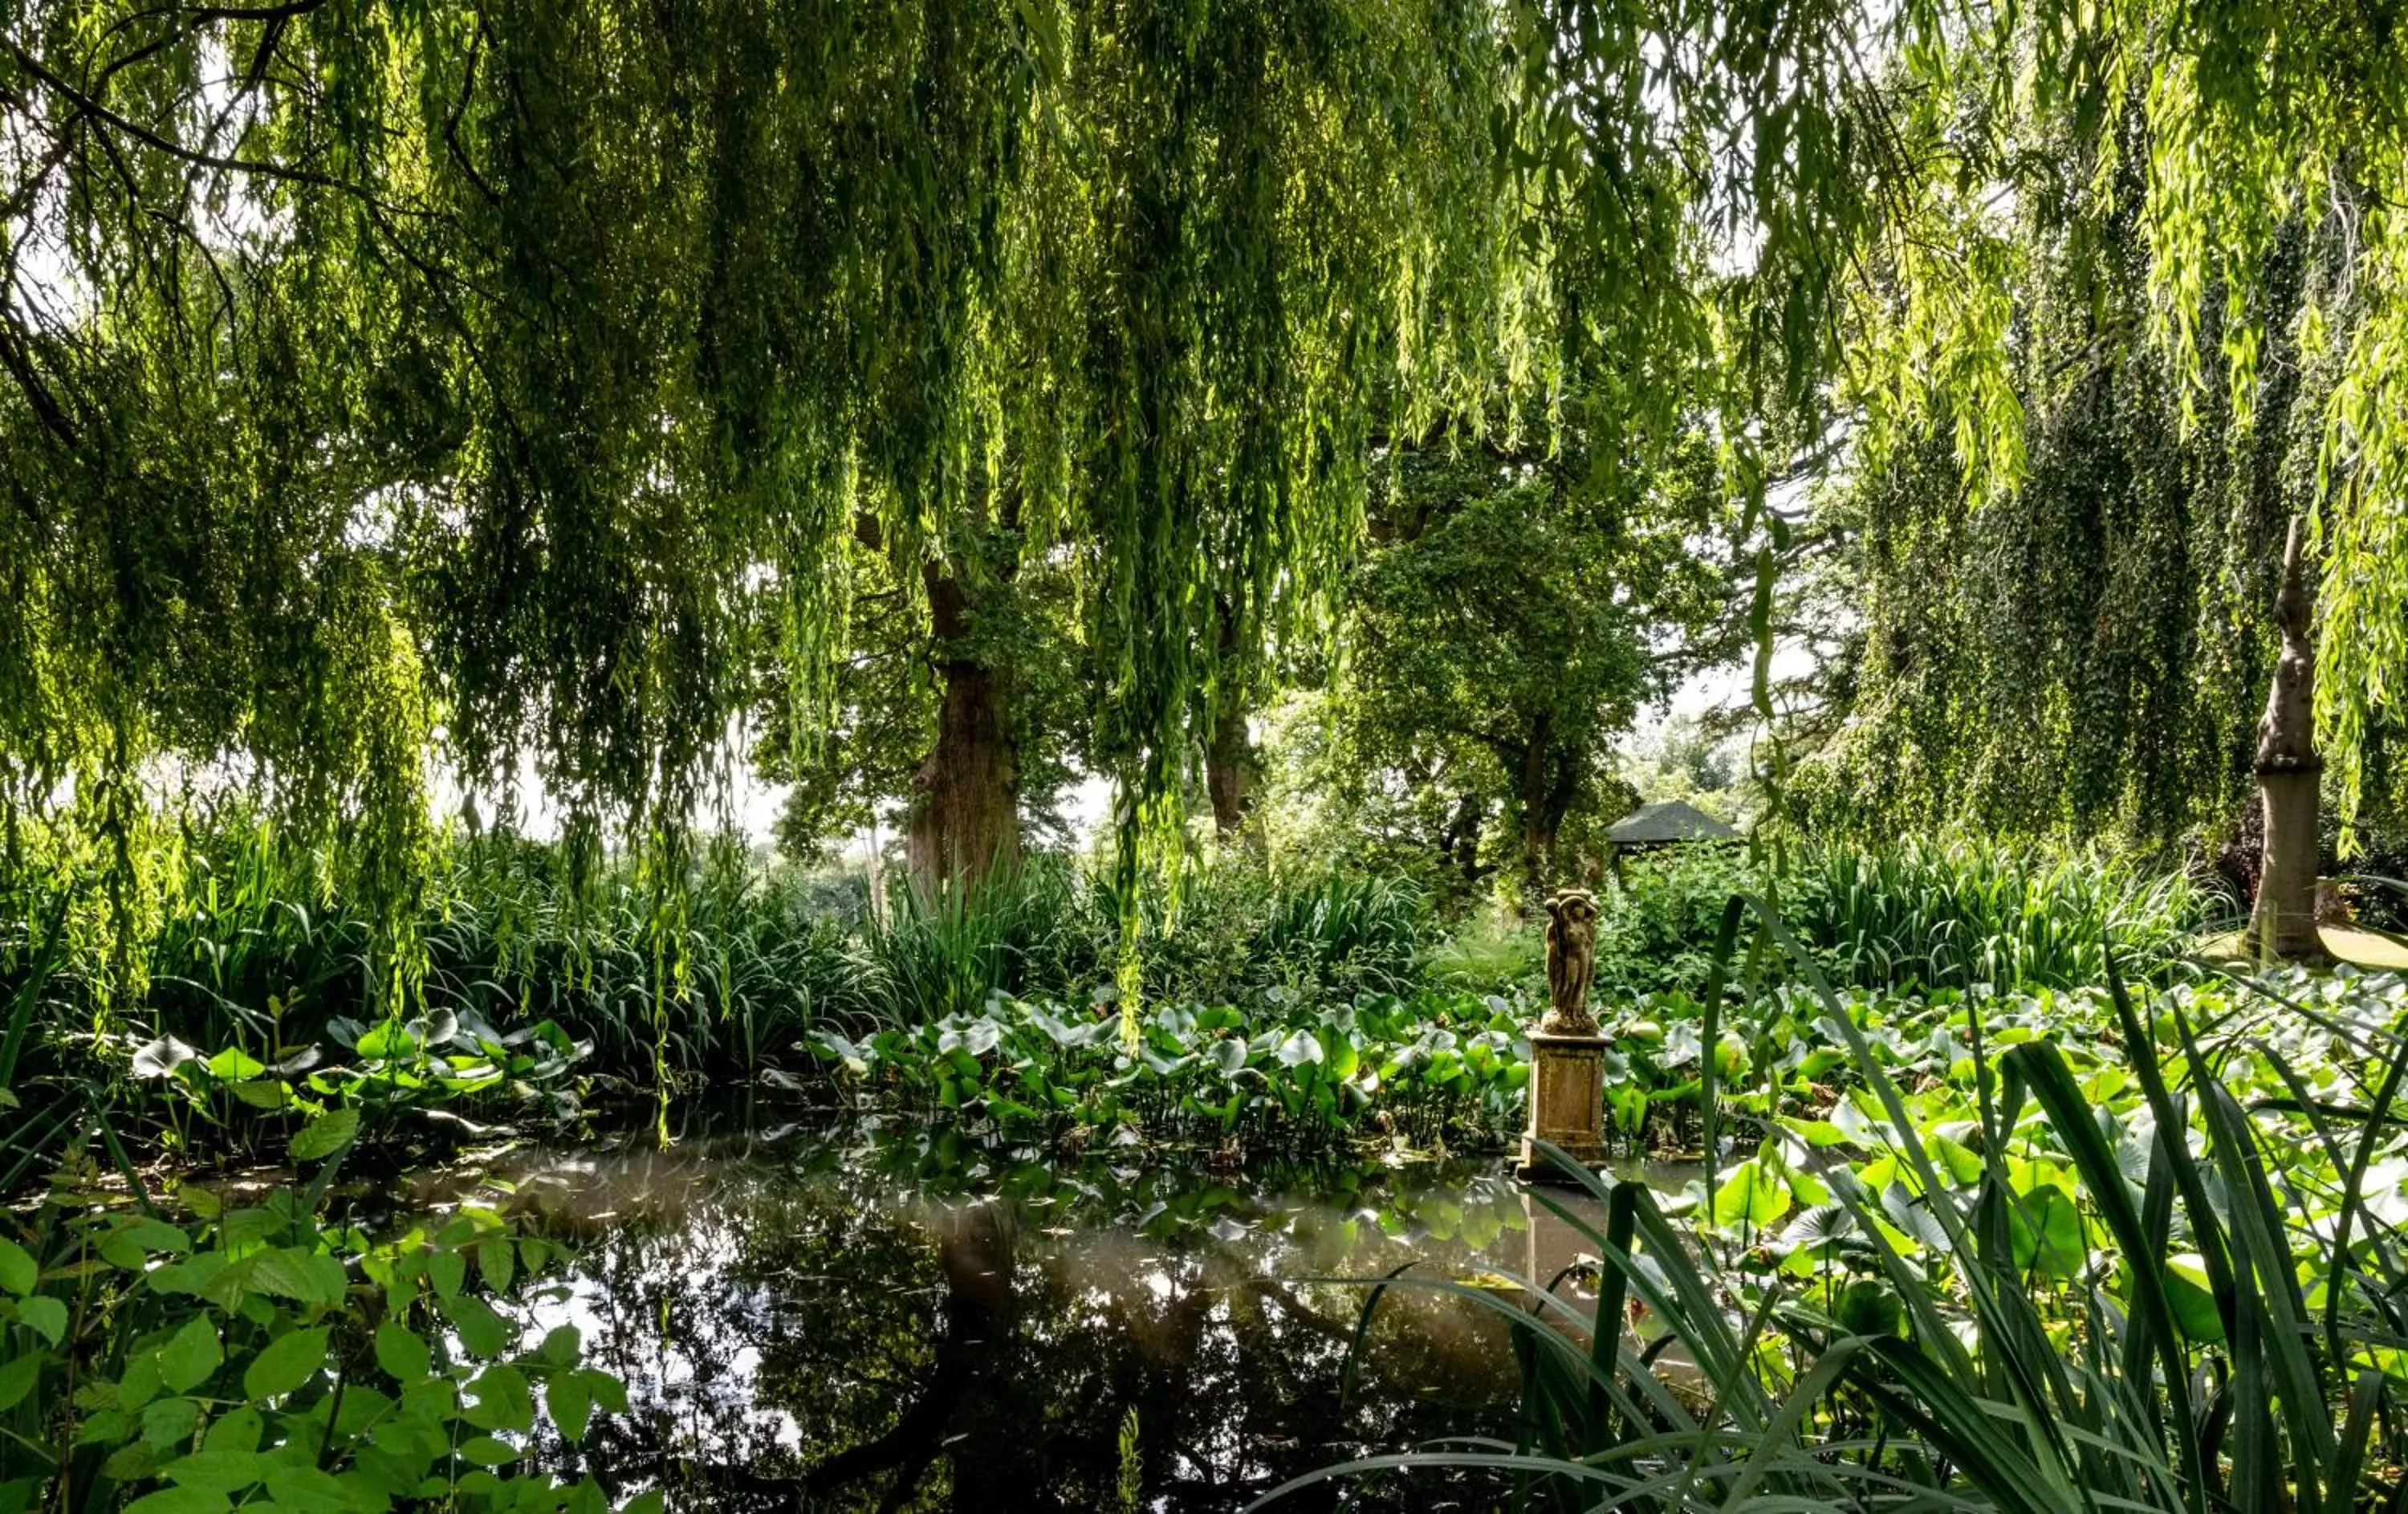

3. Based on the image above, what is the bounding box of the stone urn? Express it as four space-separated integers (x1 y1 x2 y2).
1517 888 1611 1182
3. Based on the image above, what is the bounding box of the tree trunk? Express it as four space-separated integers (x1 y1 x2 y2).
1519 718 1556 890
1203 596 1258 837
2249 518 2329 963
1204 705 1256 836
907 570 1020 893
1441 792 1487 885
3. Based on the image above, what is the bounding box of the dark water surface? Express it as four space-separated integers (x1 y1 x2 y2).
401 1106 1646 1512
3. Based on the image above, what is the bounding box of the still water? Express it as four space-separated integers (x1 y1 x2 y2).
400 1105 1648 1512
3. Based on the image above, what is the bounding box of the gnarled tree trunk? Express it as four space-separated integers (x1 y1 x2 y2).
907 569 1020 893
2249 518 2329 963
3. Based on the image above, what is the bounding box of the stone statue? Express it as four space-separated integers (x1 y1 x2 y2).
1540 888 1600 1035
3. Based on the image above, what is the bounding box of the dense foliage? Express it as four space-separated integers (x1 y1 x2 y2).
0 1112 644 1512
1287 949 2408 1514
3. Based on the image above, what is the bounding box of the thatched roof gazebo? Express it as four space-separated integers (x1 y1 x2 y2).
1606 800 1738 880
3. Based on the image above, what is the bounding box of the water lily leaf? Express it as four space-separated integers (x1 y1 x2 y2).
2008 1186 2085 1280
201 1048 266 1082
2162 1251 2225 1343
131 1036 201 1081
353 1020 421 1060
1211 1036 1248 1074
1278 1031 1324 1067
1712 1159 1790 1231
1836 1278 1905 1337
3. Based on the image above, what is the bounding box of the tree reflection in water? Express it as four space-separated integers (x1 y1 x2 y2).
435 1109 1553 1511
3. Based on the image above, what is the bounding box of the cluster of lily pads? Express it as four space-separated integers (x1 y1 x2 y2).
122 1008 592 1158
806 987 1536 1153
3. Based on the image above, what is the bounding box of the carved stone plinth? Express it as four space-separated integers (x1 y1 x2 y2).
1516 1028 1610 1182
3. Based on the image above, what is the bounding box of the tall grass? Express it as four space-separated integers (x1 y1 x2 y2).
0 822 1443 1095
1787 837 2218 991
1579 839 2217 999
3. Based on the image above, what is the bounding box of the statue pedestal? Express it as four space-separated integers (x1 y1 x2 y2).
1516 1028 1610 1182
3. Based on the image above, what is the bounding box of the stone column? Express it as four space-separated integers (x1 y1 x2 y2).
1517 888 1611 1182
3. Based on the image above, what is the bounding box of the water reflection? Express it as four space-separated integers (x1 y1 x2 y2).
412 1108 1638 1512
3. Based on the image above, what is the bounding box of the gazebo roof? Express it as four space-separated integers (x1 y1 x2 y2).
1607 799 1739 846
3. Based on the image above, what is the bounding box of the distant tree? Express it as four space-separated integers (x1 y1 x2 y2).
1332 425 1734 894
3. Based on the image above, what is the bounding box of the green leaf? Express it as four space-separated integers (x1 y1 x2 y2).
0 1239 35 1296
202 1405 262 1454
141 1396 201 1449
262 1463 366 1510
14 1296 66 1346
437 1293 509 1359
241 1325 329 1401
1711 1158 1791 1231
158 1317 222 1394
1836 1278 1905 1337
0 1354 40 1411
539 1324 581 1366
476 1237 514 1295
2007 1186 2085 1280
424 1248 466 1300
129 1036 201 1081
373 1323 431 1383
548 1371 592 1444
203 1048 267 1082
248 1247 339 1308
158 1447 268 1495
103 1441 172 1483
459 1435 519 1466
291 1107 361 1162
228 1080 294 1110
2162 1251 2225 1344
123 1487 230 1514
462 1365 535 1435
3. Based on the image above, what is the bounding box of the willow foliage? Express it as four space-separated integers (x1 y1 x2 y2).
1837 1 2408 840
2 0 1910 989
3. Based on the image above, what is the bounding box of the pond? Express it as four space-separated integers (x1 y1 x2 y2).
388 1104 1674 1512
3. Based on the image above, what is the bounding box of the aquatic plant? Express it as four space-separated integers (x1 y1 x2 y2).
810 987 1533 1156
1275 918 2408 1512
0 1108 643 1512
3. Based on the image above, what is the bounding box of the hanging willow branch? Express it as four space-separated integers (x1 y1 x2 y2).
0 0 1931 990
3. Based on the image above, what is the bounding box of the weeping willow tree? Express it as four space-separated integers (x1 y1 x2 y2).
1795 172 2315 845
1 0 1914 1005
1820 2 2408 877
